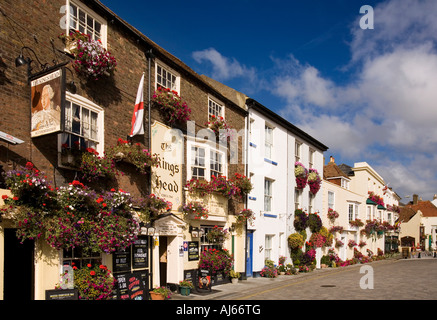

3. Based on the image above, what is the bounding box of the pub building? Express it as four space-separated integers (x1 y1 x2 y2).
0 0 247 299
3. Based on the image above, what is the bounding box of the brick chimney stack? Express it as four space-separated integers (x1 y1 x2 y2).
329 156 335 163
413 194 418 205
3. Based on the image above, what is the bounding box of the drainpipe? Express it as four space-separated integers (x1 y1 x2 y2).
145 48 155 289
244 102 251 279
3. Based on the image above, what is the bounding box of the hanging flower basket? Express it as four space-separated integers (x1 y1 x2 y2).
206 115 234 142
235 208 255 226
307 168 321 195
295 162 308 189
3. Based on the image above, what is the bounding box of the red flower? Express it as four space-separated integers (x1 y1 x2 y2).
1 195 8 200
90 271 96 276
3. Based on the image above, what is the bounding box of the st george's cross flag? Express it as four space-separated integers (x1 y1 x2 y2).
130 74 145 137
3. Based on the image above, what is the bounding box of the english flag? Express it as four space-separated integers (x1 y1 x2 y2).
130 74 145 137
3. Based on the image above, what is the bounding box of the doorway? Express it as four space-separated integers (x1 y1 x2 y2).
246 231 253 277
159 236 167 286
4 228 34 300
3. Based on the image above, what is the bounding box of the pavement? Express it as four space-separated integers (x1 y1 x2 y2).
171 254 436 300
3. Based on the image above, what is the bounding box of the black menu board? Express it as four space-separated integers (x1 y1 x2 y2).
114 272 146 300
113 249 131 273
133 237 148 268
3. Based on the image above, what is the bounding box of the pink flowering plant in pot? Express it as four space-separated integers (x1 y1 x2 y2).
198 248 233 276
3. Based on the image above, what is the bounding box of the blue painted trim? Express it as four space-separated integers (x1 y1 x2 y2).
263 213 277 218
264 158 278 166
248 196 257 200
249 142 257 148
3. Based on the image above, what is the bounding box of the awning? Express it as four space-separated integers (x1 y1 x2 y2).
0 131 24 145
366 199 377 205
377 204 386 210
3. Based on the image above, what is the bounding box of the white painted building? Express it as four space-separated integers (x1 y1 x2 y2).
245 99 328 277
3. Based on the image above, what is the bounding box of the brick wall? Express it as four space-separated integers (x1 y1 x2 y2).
0 0 247 205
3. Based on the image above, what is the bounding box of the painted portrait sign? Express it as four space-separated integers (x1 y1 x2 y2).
151 121 183 210
30 69 64 137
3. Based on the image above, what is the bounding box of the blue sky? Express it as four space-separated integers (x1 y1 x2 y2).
101 0 437 202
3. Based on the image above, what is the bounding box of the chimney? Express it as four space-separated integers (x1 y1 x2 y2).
413 194 418 205
434 194 437 200
329 156 335 163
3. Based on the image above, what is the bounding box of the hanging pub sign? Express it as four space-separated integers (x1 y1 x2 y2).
30 66 66 138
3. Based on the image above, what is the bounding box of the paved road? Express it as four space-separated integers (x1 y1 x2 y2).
174 258 437 300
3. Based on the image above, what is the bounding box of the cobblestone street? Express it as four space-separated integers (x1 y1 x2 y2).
173 258 437 300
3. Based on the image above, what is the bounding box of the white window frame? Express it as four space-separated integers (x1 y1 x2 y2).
155 60 180 94
295 188 301 211
65 0 107 47
264 178 273 212
187 140 226 181
58 92 104 166
308 192 314 213
309 149 315 168
295 141 302 163
328 191 335 210
265 234 274 261
208 96 224 120
265 124 273 159
348 202 360 222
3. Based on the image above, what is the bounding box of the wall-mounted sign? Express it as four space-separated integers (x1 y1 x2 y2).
45 289 78 300
112 249 131 273
30 68 65 138
132 237 148 269
151 121 183 210
188 241 199 261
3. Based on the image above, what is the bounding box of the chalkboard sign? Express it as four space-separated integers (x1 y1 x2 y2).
114 272 146 300
45 289 78 300
198 269 211 291
188 241 199 261
113 249 131 273
133 237 148 269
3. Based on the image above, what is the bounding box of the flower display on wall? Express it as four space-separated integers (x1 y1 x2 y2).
307 168 321 195
206 115 234 141
182 201 209 220
60 31 117 80
206 225 229 246
367 191 385 206
151 86 191 126
294 162 308 189
198 248 233 276
327 208 339 223
0 163 156 254
235 208 255 227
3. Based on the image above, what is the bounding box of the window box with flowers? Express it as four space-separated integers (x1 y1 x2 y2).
61 141 83 168
106 138 158 174
59 31 117 80
348 239 358 248
79 147 114 182
185 175 245 201
151 86 191 126
307 168 321 195
295 162 308 189
349 218 365 228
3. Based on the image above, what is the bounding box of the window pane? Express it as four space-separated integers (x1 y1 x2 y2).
72 104 81 134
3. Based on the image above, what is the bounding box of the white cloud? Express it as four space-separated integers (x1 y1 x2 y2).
192 47 256 82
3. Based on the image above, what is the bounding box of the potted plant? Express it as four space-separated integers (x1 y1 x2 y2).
229 270 240 284
179 280 194 296
150 286 172 300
